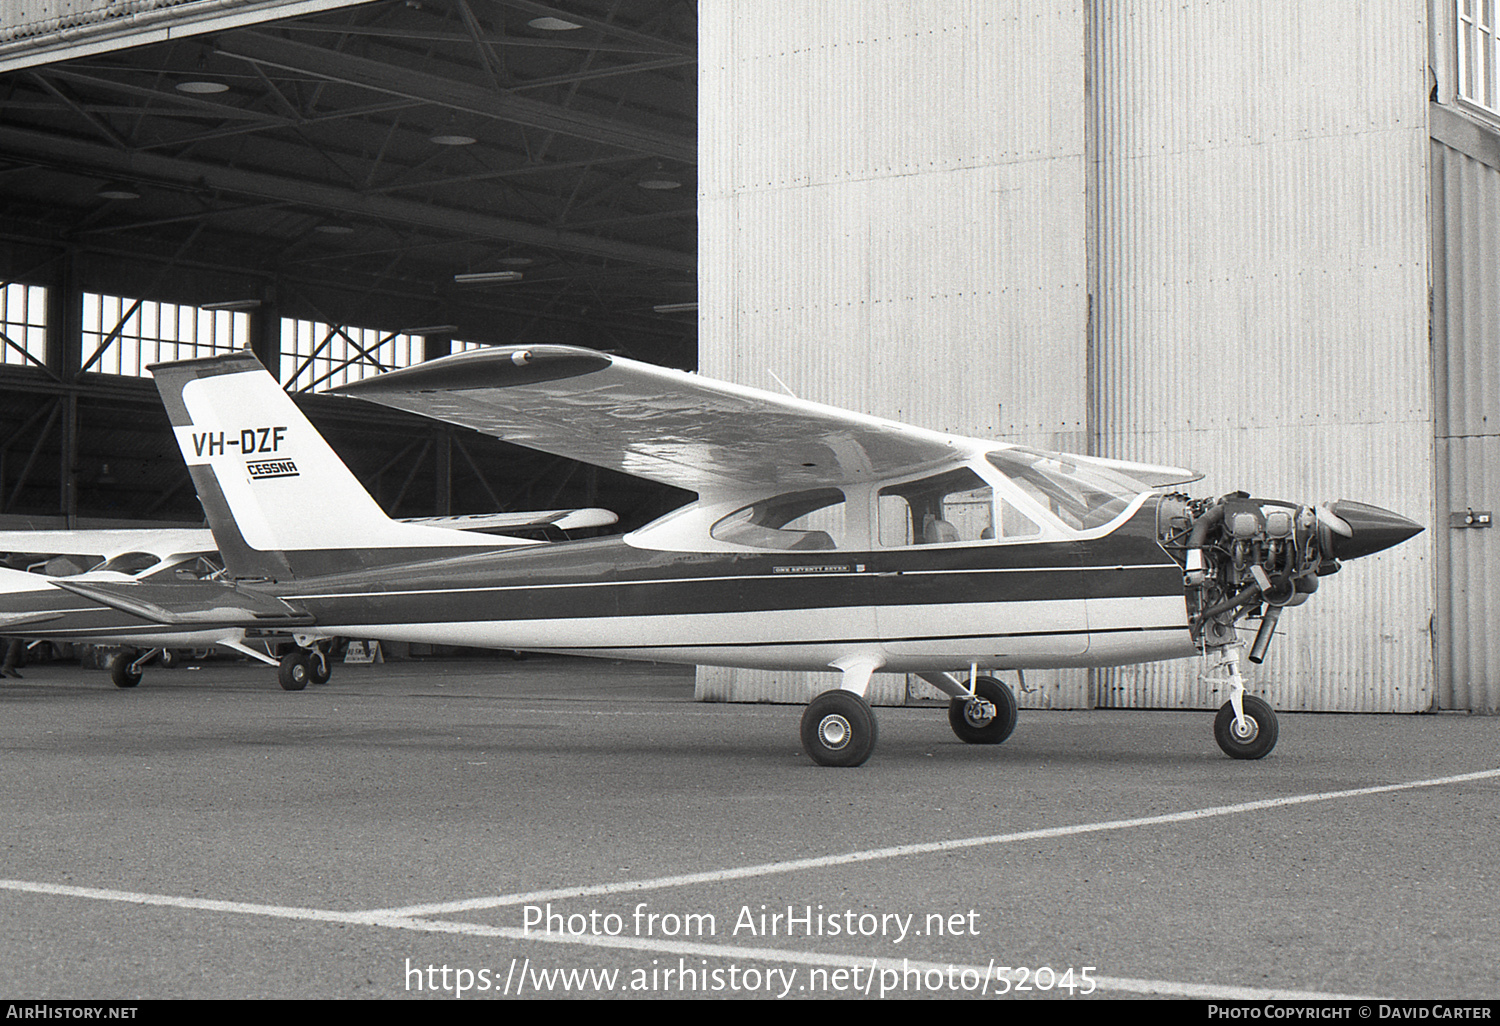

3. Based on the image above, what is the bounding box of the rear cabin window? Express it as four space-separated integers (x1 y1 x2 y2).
710 489 846 550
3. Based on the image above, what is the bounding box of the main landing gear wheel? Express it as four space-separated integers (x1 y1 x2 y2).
948 675 1018 745
277 650 311 691
307 648 332 685
108 651 142 689
800 690 878 767
1214 695 1279 760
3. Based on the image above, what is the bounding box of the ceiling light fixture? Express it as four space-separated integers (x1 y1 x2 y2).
528 16 582 30
637 175 682 190
652 302 698 313
454 271 523 285
429 132 477 146
402 324 459 335
314 222 355 235
175 80 228 94
200 299 262 311
95 183 141 200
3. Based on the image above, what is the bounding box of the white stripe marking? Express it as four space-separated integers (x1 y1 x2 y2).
4 767 1492 999
379 766 1500 916
0 880 1362 1000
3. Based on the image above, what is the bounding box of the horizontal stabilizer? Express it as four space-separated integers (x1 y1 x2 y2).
50 578 314 628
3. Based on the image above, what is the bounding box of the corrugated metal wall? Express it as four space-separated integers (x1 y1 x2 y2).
1089 0 1434 712
1431 129 1500 713
700 0 1438 712
697 0 1092 707
1 1 199 41
0 0 358 68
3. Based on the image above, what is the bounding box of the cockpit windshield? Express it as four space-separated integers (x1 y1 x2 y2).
985 447 1151 531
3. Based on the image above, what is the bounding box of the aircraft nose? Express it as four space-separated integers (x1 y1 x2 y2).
1325 500 1424 560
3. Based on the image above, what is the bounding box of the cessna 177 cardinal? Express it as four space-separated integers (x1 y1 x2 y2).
52 347 1421 765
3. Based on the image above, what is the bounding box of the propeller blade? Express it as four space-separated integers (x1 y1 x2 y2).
1315 504 1353 538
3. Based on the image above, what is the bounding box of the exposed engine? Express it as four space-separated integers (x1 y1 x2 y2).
1158 492 1357 665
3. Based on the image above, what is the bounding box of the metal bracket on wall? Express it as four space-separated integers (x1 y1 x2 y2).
1449 509 1493 528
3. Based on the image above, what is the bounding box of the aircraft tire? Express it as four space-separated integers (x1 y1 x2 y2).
948 675 1018 745
278 651 310 691
1214 695 1278 760
308 649 332 685
159 649 179 670
108 651 142 689
800 690 877 767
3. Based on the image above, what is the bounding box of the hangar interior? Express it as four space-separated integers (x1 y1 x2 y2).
0 0 696 533
1 0 1497 713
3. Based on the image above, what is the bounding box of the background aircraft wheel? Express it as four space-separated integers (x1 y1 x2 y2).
948 675 1017 744
1214 695 1279 760
278 651 310 691
159 649 180 669
107 651 142 689
308 648 332 685
800 690 878 767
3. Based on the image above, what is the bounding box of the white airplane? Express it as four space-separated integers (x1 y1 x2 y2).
0 507 617 688
51 347 1420 764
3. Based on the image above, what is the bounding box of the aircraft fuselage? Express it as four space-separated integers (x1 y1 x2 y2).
258 497 1195 672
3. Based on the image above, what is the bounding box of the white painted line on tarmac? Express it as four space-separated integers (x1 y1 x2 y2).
379 765 1500 916
0 878 388 926
391 917 1368 1000
6 765 1496 1001
0 878 1361 1000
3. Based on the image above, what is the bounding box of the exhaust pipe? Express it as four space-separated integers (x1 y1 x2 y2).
1248 604 1282 664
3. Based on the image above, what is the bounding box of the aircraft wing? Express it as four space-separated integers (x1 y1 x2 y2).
331 345 972 492
0 528 213 562
49 578 314 628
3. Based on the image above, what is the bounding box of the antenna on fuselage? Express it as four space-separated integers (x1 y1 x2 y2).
766 369 798 399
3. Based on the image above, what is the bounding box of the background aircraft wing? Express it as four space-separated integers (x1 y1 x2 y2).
332 345 970 492
0 528 214 562
50 578 314 628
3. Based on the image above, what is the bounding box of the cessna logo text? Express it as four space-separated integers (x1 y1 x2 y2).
247 459 299 480
192 426 288 457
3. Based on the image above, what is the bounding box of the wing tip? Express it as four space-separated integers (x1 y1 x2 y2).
332 345 612 395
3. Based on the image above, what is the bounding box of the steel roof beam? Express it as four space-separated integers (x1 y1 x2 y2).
213 30 696 164
0 123 695 272
495 0 694 57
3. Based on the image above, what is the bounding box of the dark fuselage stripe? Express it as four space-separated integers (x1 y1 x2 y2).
279 564 1183 627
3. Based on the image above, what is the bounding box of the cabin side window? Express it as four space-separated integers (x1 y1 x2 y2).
877 467 1041 546
710 488 846 550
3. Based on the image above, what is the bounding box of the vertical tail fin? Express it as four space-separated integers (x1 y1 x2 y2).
150 352 517 580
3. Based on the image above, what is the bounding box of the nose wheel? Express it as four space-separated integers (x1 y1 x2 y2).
1214 694 1278 759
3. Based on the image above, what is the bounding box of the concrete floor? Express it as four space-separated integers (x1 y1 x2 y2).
1 653 1497 1001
